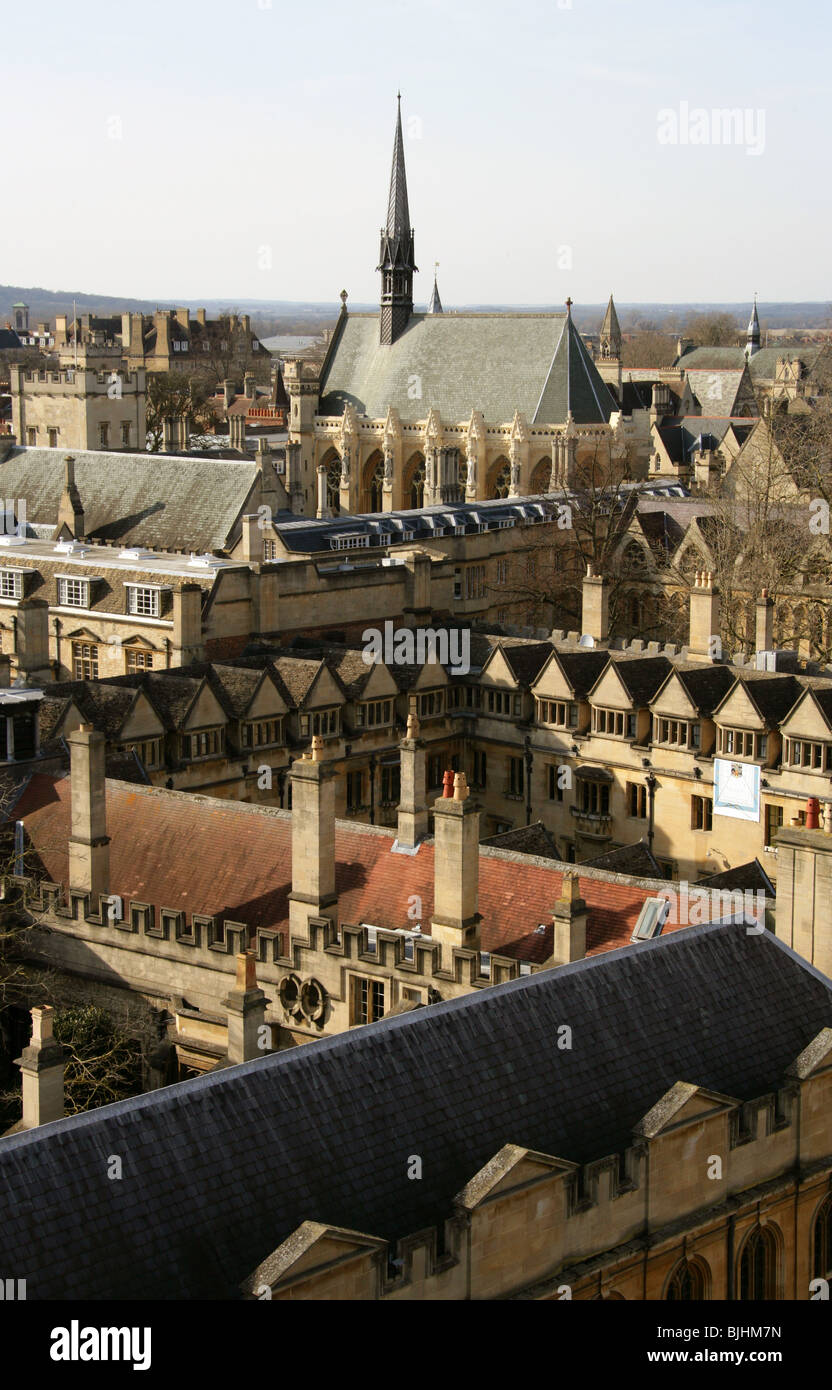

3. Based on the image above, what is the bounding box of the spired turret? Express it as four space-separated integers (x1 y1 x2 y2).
377 94 417 345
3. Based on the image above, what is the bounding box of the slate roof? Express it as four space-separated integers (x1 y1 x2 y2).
580 840 664 878
1 922 829 1300
696 858 775 897
604 655 673 704
0 446 260 552
319 310 613 426
666 663 737 714
680 368 757 418
533 310 617 425
13 774 670 961
676 345 825 380
553 649 611 696
729 673 804 726
479 821 558 859
657 417 753 462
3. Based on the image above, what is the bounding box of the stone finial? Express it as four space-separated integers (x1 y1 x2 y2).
310 734 324 762
442 768 454 798
406 711 420 739
453 772 470 802
586 562 594 578
30 1005 55 1044
761 587 769 599
340 290 348 306
824 802 832 835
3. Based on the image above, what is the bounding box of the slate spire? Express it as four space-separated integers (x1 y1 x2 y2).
600 294 621 359
377 94 417 345
427 263 443 315
746 294 761 358
386 93 411 239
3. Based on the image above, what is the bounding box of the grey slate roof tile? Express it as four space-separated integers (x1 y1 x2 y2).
0 922 830 1300
0 446 259 552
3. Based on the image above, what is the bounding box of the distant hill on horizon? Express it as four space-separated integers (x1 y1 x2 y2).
2 284 829 334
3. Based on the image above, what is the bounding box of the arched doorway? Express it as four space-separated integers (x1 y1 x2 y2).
362 451 385 514
404 452 426 509
488 457 511 499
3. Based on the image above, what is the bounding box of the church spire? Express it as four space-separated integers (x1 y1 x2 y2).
377 94 417 345
745 294 761 358
600 293 621 360
427 262 443 315
386 93 410 239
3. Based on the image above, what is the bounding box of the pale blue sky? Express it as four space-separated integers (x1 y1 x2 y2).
3 0 829 306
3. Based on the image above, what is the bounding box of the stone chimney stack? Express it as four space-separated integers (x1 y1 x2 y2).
54 455 84 539
548 873 588 965
396 706 428 850
244 372 256 400
289 736 337 936
222 951 268 1065
222 379 235 408
68 724 110 901
15 597 51 680
240 515 263 564
581 564 609 643
171 584 204 665
15 1006 67 1129
153 311 172 360
756 588 774 654
430 770 481 951
687 570 721 663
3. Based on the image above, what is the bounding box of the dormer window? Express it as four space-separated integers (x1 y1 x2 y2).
416 690 444 720
58 576 90 608
485 689 520 717
355 699 393 729
592 706 637 739
0 570 24 600
125 584 161 618
654 717 700 749
538 699 578 729
717 726 767 760
299 707 340 738
783 737 832 771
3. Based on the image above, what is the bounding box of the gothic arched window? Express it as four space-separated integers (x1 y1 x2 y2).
666 1259 706 1300
739 1225 779 1301
405 456 425 509
531 458 550 494
363 453 385 514
813 1196 832 1281
325 455 341 516
491 460 511 499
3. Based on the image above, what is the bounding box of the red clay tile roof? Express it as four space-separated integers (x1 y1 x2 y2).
14 775 678 962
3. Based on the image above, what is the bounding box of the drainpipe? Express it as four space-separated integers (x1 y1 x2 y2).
52 617 61 676
524 735 533 826
369 753 376 826
646 770 658 853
